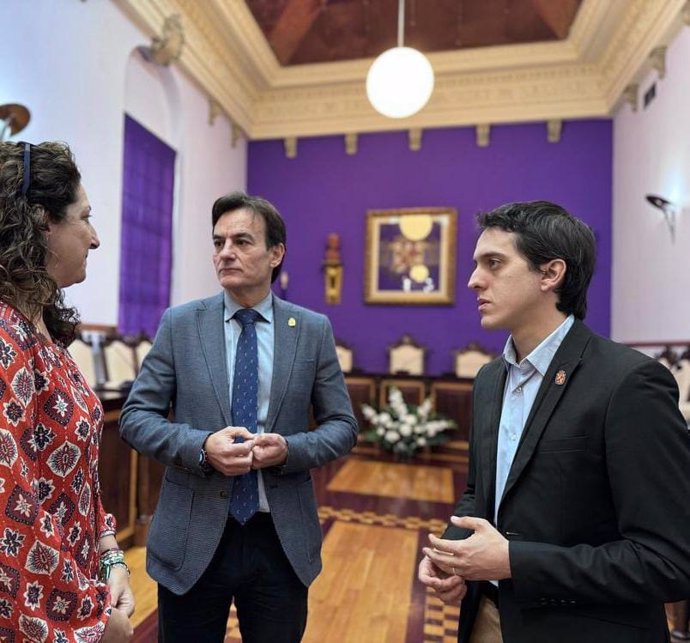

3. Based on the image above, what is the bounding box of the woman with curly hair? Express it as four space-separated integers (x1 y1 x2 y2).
0 141 134 642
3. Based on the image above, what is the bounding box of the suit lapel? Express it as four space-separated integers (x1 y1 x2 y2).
499 321 591 507
197 294 232 425
266 297 299 432
478 360 507 518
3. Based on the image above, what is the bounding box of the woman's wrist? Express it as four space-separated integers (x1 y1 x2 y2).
99 548 130 581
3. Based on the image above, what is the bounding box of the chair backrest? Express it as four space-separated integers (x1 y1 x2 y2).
654 346 677 370
335 340 353 374
454 342 494 378
673 358 690 403
388 334 426 375
68 338 97 388
134 338 153 372
103 338 137 388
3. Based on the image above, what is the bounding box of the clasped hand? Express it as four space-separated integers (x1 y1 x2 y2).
204 427 288 476
418 516 511 605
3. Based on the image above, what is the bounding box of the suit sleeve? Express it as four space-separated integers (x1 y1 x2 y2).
442 375 481 541
510 359 690 604
119 308 209 475
278 316 358 473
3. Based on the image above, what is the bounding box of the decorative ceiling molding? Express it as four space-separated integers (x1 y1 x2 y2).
408 129 422 152
649 46 668 79
475 124 490 148
114 0 689 141
138 13 184 66
547 119 563 143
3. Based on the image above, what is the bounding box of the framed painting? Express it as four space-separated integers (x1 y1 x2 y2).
364 207 457 305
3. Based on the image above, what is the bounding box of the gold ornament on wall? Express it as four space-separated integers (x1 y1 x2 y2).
323 233 343 305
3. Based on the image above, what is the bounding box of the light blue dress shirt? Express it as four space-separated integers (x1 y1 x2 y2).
223 291 275 513
494 315 575 524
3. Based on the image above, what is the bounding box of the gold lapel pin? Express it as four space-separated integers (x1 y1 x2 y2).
554 370 566 386
288 317 296 327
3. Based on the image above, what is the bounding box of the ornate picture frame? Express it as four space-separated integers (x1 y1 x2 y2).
364 207 457 305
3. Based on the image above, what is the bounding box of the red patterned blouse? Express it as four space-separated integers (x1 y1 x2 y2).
0 303 115 642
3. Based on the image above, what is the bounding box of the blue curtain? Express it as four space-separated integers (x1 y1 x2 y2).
118 115 175 338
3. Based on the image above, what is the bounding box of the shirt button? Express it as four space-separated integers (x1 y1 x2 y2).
516 386 522 393
510 434 517 441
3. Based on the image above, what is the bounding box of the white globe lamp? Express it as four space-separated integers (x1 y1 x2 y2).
365 0 435 119
366 46 434 118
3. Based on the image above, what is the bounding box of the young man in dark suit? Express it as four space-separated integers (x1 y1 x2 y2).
120 192 358 643
419 201 690 643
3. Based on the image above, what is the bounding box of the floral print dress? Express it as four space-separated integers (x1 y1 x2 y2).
0 303 115 642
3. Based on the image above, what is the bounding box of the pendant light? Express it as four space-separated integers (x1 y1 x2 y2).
366 0 435 119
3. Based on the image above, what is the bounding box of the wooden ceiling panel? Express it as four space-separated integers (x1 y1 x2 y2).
245 0 289 38
291 4 371 64
244 0 584 66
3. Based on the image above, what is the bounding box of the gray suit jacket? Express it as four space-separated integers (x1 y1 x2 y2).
119 293 358 594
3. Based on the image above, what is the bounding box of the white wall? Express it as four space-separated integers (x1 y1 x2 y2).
0 0 246 324
612 26 690 342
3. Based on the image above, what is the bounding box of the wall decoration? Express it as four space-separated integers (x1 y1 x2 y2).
323 232 343 304
364 207 457 305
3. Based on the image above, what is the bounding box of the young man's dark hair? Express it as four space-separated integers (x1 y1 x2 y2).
478 200 596 320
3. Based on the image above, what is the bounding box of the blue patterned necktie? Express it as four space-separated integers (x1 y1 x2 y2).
229 308 261 524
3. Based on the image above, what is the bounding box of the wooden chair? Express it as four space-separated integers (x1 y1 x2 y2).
387 334 427 376
344 375 376 431
379 378 426 408
134 336 153 373
68 337 98 388
335 339 354 374
453 342 494 378
672 347 690 421
431 379 474 441
102 335 138 390
654 345 678 370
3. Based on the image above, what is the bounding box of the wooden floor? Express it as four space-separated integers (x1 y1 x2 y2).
127 439 469 643
126 438 684 641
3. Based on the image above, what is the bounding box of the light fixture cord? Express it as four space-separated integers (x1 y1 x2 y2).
397 0 405 47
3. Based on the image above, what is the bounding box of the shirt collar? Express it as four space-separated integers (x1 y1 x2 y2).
502 315 575 376
223 291 274 324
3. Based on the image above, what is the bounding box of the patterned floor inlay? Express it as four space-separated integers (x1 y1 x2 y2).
423 591 461 643
318 505 448 534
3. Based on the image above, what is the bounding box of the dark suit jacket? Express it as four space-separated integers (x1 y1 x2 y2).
119 294 358 594
445 321 690 643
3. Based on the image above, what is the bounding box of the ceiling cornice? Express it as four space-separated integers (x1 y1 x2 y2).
114 0 689 140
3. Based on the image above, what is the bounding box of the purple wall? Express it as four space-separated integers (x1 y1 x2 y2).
248 120 612 375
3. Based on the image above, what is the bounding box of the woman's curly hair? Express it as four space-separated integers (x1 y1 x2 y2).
0 141 82 346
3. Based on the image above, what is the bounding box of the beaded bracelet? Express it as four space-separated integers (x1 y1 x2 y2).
99 549 130 581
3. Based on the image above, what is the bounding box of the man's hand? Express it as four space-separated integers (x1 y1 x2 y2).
423 516 511 581
102 606 133 642
205 427 255 476
251 433 288 469
108 566 135 616
418 554 467 604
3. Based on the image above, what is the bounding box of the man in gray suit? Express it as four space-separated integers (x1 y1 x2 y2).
119 191 358 643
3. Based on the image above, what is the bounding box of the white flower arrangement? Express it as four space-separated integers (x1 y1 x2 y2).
362 386 456 458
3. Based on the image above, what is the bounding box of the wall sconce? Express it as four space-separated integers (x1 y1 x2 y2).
323 233 343 304
0 103 31 141
645 194 678 243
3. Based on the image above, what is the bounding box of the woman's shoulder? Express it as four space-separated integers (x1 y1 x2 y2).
0 301 41 359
